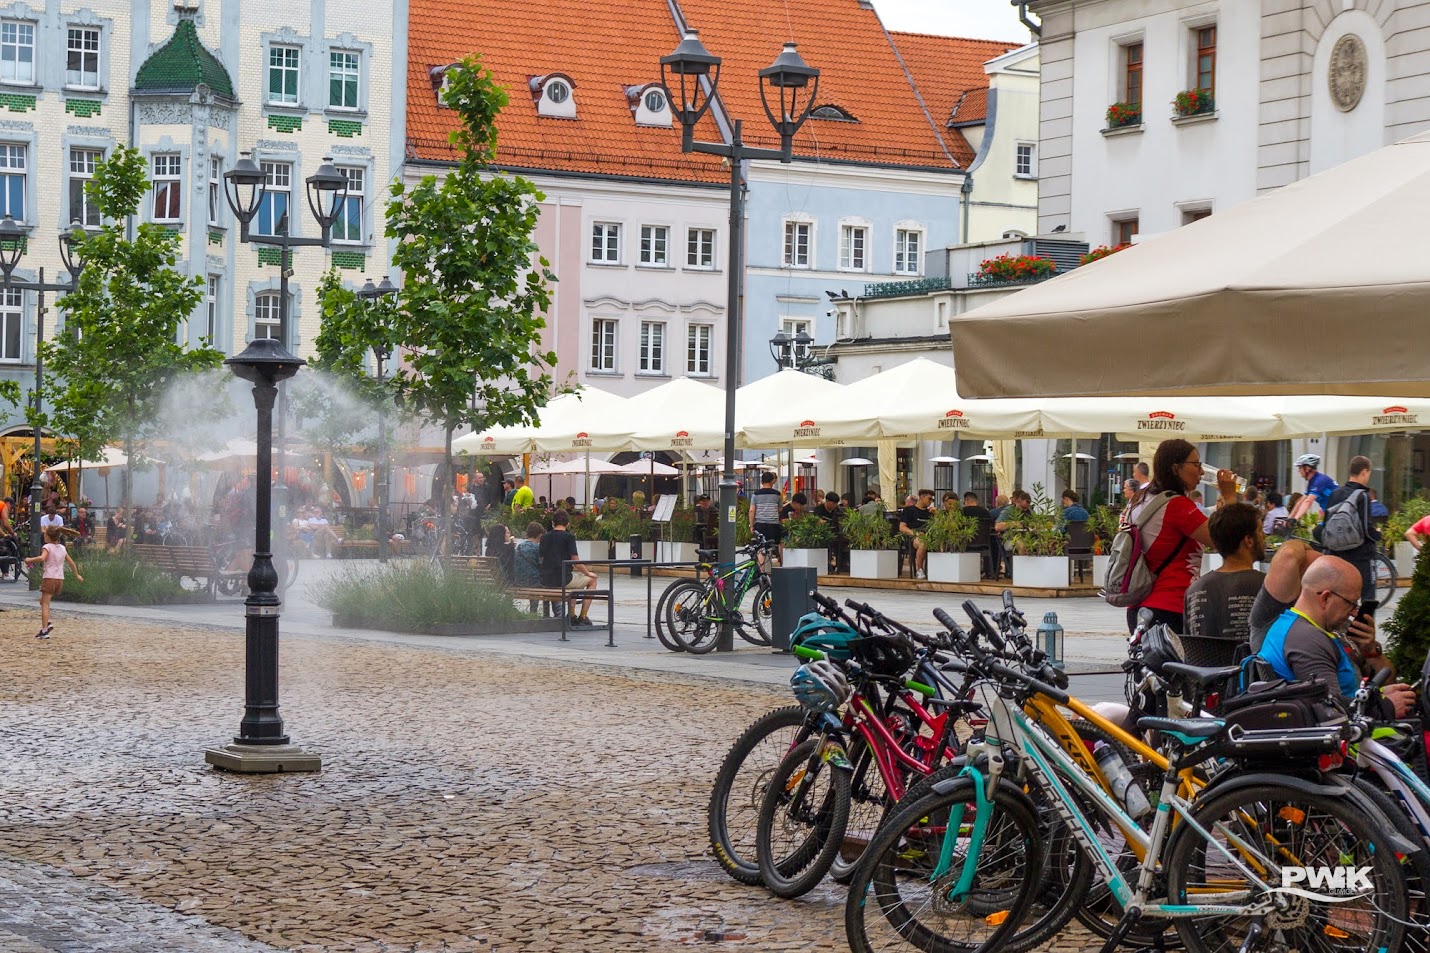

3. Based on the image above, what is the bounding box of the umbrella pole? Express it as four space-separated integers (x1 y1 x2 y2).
584 450 591 510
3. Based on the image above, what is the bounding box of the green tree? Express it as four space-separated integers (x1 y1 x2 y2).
1385 545 1430 678
317 56 557 547
41 146 223 511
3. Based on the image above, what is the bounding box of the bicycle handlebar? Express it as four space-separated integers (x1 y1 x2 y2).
844 598 939 646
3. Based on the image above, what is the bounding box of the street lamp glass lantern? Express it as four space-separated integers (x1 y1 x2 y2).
768 330 791 368
305 156 348 231
793 329 814 363
758 43 820 148
375 276 397 297
226 337 306 388
358 278 378 300
58 220 85 279
660 29 721 131
224 152 266 225
0 214 24 277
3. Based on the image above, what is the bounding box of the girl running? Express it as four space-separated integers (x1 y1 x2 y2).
24 526 82 639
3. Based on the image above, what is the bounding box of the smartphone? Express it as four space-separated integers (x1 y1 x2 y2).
1360 599 1380 625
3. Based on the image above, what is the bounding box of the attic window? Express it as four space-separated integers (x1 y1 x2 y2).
430 63 458 106
810 104 858 122
532 73 577 118
630 83 671 127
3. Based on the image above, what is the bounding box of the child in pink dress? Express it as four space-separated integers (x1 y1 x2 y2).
23 527 82 639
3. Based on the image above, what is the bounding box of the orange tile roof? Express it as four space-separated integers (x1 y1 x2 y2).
672 0 966 169
888 31 1020 129
406 0 727 182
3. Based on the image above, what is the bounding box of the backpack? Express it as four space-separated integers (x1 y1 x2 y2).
1319 488 1368 552
1101 492 1183 608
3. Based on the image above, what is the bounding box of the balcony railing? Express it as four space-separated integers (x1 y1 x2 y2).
860 275 954 299
966 272 1057 290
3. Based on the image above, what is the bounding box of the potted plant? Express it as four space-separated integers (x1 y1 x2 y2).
1088 505 1120 584
924 509 980 583
974 254 1056 285
841 508 899 579
657 507 699 564
1386 497 1430 577
569 511 607 563
1172 88 1214 118
1005 514 1069 588
1105 101 1142 129
782 513 834 571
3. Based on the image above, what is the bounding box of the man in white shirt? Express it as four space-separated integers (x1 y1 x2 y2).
306 507 342 559
39 506 64 532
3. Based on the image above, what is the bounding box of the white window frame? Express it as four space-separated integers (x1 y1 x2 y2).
1014 142 1037 179
66 26 101 90
590 222 621 264
0 143 25 223
686 227 715 269
590 318 617 372
639 321 666 375
893 225 923 276
781 317 811 339
151 153 182 223
256 161 292 237
254 292 283 341
0 20 34 85
205 274 220 342
69 148 102 228
687 323 712 376
207 155 222 226
333 166 364 243
838 222 870 272
267 44 301 106
329 49 360 111
0 286 20 361
783 219 812 269
638 224 669 267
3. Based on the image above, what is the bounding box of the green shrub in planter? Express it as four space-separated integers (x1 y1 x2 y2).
923 509 976 553
41 551 189 604
570 512 604 541
1003 516 1066 557
1089 505 1120 553
841 509 897 551
312 560 530 629
784 513 834 549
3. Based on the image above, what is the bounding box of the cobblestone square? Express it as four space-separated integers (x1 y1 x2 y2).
0 605 1101 952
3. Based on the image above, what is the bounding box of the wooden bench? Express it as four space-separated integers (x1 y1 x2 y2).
132 543 246 599
442 555 612 626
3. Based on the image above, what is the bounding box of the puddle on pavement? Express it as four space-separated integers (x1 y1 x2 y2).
627 859 728 882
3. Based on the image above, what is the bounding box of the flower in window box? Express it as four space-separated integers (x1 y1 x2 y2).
976 254 1057 283
1105 101 1142 129
1172 88 1215 117
1079 244 1131 266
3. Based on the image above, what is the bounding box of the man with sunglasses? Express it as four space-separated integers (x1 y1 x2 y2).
1255 555 1415 717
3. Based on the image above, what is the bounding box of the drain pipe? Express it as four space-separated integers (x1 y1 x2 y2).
1014 1 1041 36
960 175 974 245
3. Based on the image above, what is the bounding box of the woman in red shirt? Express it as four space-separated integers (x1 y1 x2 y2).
1127 439 1240 633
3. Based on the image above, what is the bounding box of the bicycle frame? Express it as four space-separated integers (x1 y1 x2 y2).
844 678 956 804
1357 734 1430 841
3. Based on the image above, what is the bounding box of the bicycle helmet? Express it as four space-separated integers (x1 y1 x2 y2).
855 634 918 679
790 660 851 713
1294 453 1321 469
1138 623 1185 678
791 614 860 660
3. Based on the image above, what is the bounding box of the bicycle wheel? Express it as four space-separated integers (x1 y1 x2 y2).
845 774 1042 953
653 579 691 653
1165 781 1407 953
738 577 773 646
831 734 894 884
755 737 852 898
1374 551 1397 604
162 532 188 547
708 705 815 885
664 580 721 654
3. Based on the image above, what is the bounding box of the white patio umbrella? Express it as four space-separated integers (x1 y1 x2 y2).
454 386 632 454
624 377 727 451
614 459 679 476
736 370 849 447
815 359 1044 441
45 446 130 471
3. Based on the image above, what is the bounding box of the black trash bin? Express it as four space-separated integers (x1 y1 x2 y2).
770 566 818 652
630 533 644 576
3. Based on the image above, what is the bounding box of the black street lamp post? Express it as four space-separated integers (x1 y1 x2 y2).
661 30 819 652
205 337 319 773
769 329 834 376
0 215 86 556
221 153 347 555
357 276 397 564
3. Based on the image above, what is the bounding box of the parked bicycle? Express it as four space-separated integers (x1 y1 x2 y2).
661 535 777 652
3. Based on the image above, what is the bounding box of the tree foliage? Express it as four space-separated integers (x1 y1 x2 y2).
41 146 223 508
1385 544 1430 678
316 55 558 541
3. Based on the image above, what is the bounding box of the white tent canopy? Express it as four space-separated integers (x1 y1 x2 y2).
736 370 847 447
455 387 632 454
625 377 727 451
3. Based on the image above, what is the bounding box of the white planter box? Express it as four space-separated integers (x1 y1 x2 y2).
782 548 827 572
657 541 698 564
1014 556 1069 589
575 540 605 564
927 552 981 584
1093 554 1111 585
1398 541 1419 579
850 549 898 580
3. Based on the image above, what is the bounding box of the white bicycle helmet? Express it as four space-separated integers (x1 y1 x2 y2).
1294 453 1321 469
790 660 852 713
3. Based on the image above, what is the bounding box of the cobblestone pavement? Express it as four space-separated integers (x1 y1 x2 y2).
0 606 1106 952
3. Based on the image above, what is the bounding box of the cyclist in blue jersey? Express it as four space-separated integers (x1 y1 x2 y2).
1289 453 1337 519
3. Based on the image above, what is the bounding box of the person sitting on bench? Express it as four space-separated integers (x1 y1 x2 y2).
540 509 598 626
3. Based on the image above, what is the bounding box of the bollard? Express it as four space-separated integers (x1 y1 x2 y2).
629 533 644 577
770 567 818 652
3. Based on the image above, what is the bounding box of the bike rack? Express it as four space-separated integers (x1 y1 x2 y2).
558 557 706 646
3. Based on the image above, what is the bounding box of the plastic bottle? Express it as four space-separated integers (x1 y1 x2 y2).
1093 742 1152 820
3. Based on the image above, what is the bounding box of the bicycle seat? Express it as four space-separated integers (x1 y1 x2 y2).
1160 662 1242 687
1137 716 1225 745
696 548 719 559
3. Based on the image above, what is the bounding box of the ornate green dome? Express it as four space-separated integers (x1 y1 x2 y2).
134 19 234 98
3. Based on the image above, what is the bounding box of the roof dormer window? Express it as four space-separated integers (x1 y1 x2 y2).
532 73 577 118
810 104 858 122
628 82 671 127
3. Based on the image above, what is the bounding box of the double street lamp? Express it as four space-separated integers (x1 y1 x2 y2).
357 275 397 563
0 215 86 556
769 328 834 376
660 30 820 653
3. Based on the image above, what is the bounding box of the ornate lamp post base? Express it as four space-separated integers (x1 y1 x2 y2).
204 743 321 774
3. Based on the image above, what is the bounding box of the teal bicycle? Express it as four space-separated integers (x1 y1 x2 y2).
843 603 1413 953
661 536 776 653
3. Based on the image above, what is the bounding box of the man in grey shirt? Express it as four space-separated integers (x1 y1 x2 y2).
1184 503 1264 647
